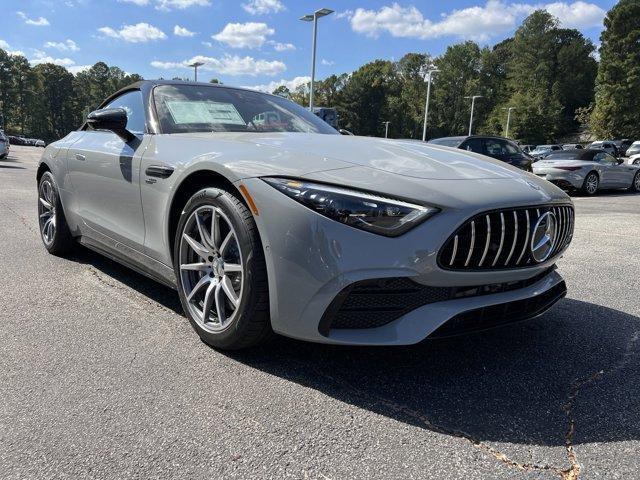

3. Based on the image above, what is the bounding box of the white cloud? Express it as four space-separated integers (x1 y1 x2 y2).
151 54 286 76
213 22 275 49
31 50 76 67
68 64 92 74
117 0 209 9
174 25 196 37
335 10 354 20
44 39 79 51
98 23 166 42
202 41 213 47
156 0 210 10
349 1 606 42
242 0 285 15
271 41 295 51
0 40 25 56
17 11 50 26
245 76 310 93
321 58 334 66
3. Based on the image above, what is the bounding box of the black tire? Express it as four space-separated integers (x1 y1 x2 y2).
173 187 271 350
580 171 599 196
38 171 75 256
630 171 640 192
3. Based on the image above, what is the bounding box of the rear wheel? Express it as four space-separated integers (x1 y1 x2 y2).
581 172 599 196
174 187 271 350
630 171 640 192
38 171 74 255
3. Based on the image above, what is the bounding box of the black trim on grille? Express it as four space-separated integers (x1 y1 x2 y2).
428 281 567 338
438 204 574 271
318 268 555 333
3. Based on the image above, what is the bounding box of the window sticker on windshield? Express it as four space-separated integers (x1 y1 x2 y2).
165 100 246 125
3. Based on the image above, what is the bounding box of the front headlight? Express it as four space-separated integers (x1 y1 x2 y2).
263 177 439 237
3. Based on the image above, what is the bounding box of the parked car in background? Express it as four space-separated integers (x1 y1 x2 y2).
520 144 536 153
0 131 9 159
628 154 640 166
35 139 46 147
614 139 633 156
588 140 618 157
428 135 533 171
625 141 640 157
529 144 563 159
533 149 640 195
313 107 339 129
562 144 583 150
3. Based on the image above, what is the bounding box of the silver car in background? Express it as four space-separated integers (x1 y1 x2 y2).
0 130 9 159
530 144 562 159
37 80 575 350
533 149 640 195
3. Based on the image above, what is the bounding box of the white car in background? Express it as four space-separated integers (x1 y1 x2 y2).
0 131 9 159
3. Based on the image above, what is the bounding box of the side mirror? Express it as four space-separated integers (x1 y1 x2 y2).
617 158 625 165
339 128 354 136
86 108 135 142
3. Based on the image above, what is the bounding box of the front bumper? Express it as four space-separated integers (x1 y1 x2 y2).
241 177 570 345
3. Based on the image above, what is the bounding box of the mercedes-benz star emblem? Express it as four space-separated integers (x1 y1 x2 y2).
530 212 558 263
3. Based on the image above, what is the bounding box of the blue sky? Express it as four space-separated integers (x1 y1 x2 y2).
0 0 616 91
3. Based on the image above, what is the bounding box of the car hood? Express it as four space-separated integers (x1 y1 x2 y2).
171 132 525 181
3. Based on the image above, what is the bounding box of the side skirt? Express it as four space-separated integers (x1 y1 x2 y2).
78 234 177 290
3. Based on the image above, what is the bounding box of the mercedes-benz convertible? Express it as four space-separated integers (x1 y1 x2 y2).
37 80 574 349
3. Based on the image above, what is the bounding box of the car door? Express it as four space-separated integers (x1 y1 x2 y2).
594 152 622 187
67 90 149 249
605 153 636 186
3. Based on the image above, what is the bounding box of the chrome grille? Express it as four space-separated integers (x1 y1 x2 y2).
439 205 574 270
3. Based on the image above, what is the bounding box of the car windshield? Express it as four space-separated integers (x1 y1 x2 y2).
153 84 338 135
428 137 464 147
533 145 552 151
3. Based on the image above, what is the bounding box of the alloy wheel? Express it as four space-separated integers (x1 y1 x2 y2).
179 206 244 333
634 173 640 191
585 174 598 194
38 178 57 245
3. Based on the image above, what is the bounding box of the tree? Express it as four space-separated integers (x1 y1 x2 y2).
590 0 640 138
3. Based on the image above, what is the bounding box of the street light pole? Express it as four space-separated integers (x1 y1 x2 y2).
503 106 516 137
300 8 334 111
189 61 204 82
382 121 390 138
422 68 439 142
464 95 483 136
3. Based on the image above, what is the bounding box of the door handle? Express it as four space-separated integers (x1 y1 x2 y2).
75 153 86 161
145 165 174 179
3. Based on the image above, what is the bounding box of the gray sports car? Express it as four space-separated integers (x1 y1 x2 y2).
533 149 640 195
37 80 574 349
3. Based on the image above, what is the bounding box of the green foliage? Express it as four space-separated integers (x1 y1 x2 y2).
0 55 143 142
590 0 640 138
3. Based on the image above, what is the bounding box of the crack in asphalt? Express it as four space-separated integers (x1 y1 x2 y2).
560 330 640 480
313 327 640 480
86 267 182 317
0 201 39 235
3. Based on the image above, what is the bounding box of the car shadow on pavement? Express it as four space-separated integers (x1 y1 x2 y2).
68 247 183 315
226 299 640 449
65 246 640 449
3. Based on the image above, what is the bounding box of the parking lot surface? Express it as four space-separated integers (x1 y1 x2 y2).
1 145 639 480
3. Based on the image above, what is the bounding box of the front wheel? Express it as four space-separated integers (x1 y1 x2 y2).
581 172 599 196
630 171 640 192
174 187 271 350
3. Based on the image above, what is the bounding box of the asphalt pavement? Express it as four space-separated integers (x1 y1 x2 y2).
1 145 639 480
